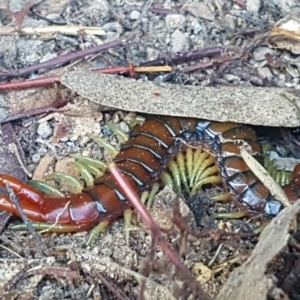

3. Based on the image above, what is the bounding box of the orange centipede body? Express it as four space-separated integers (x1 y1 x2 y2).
0 115 299 238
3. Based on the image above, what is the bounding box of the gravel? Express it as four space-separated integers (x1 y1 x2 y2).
0 0 300 299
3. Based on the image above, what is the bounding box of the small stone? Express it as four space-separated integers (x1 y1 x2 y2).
146 47 160 61
223 14 236 30
119 121 130 133
37 122 52 139
129 10 140 20
170 29 188 53
257 67 273 81
269 0 296 14
182 3 214 21
80 136 91 145
59 136 69 142
27 163 37 173
31 153 41 163
37 147 48 156
246 0 262 13
69 135 79 142
104 113 111 122
165 14 186 31
253 47 275 61
112 111 124 123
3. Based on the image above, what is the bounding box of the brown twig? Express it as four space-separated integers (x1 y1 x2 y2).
0 101 68 124
0 65 172 91
5 182 48 255
95 272 130 300
0 39 126 78
29 266 81 279
183 53 241 73
140 47 223 66
0 101 68 123
108 162 213 300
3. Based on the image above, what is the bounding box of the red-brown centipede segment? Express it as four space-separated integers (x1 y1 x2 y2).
0 115 299 245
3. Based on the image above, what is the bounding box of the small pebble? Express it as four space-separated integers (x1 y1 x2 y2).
37 147 48 156
112 112 121 124
253 47 275 61
37 122 53 139
170 29 188 53
27 163 37 173
119 121 130 133
246 0 262 13
104 113 112 122
129 10 140 20
69 135 79 142
182 2 214 21
165 14 186 31
59 136 69 142
257 67 273 81
31 153 41 163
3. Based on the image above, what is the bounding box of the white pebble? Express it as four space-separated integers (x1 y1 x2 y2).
129 10 140 20
171 30 188 53
165 14 186 31
246 0 262 13
31 153 41 163
37 122 52 139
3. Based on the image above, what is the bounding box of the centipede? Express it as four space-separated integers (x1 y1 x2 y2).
0 115 300 245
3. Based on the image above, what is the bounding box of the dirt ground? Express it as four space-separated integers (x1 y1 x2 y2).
1 1 300 299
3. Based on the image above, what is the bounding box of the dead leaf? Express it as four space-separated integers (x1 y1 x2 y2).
61 68 300 127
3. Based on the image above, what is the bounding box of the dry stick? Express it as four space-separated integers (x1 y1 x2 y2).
0 101 68 123
95 272 130 300
5 183 48 255
240 145 291 208
108 163 213 300
0 76 61 90
0 46 221 90
0 26 106 37
0 65 172 91
0 39 126 78
183 53 241 73
104 260 177 300
140 46 223 66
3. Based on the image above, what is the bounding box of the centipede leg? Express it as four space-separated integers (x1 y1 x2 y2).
124 208 133 242
85 220 110 246
211 192 231 202
215 211 248 219
122 183 161 240
9 222 83 233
